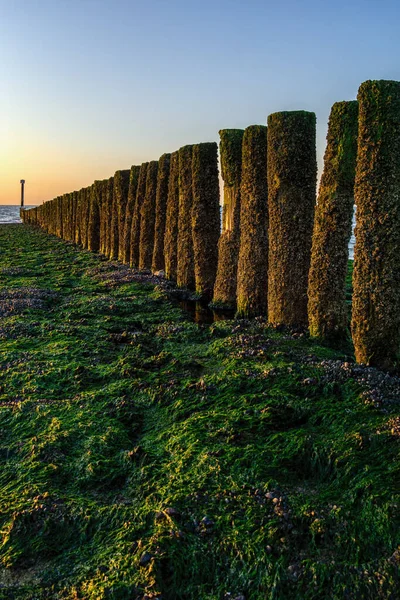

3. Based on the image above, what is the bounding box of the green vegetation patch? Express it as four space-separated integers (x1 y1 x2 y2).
0 224 398 599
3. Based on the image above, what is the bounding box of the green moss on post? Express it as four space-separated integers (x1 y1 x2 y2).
177 145 195 289
164 151 179 281
104 177 114 258
122 166 140 264
213 129 244 308
192 142 220 298
75 189 83 246
267 111 317 327
98 179 107 255
109 169 130 261
236 125 268 318
351 80 400 370
87 182 101 252
130 163 149 267
139 161 159 270
152 153 171 273
80 188 90 249
308 101 358 342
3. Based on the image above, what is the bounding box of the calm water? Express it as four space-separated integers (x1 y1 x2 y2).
0 205 356 258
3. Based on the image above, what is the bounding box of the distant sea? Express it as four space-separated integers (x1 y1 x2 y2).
0 205 356 259
0 205 36 224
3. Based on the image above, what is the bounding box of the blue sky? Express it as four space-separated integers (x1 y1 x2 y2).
1 0 400 204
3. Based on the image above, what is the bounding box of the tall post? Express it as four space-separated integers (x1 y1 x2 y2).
236 125 269 318
20 180 25 207
267 111 317 328
352 80 400 370
308 101 358 342
213 129 244 309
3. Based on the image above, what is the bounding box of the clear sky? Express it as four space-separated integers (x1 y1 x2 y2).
1 0 399 205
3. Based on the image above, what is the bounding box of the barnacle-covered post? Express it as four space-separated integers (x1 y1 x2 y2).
56 196 63 238
139 160 159 270
308 101 358 342
80 188 90 249
164 151 179 281
122 166 140 264
191 142 220 298
352 80 400 370
110 169 130 261
75 189 83 246
99 179 108 255
177 145 195 289
104 177 114 258
212 129 244 309
152 153 171 272
87 181 101 252
130 162 149 267
236 125 269 317
267 111 317 327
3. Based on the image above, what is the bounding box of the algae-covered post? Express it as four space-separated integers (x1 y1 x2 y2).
80 188 90 249
75 189 83 246
352 80 400 370
87 181 101 253
164 151 179 281
177 145 195 289
130 162 148 268
267 111 317 328
104 177 114 258
112 169 130 261
191 142 220 298
99 179 108 256
213 129 244 309
308 101 358 342
122 166 140 265
236 125 268 318
152 153 171 273
139 161 159 270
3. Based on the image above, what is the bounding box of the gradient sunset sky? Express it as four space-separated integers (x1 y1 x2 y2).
1 0 399 205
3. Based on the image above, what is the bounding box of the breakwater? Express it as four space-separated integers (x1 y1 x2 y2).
21 79 400 370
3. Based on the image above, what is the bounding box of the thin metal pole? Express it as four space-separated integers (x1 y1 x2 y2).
20 179 25 207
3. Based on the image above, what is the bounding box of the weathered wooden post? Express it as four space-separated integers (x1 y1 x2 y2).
130 162 149 268
164 151 179 281
236 125 269 318
109 169 130 261
87 181 101 252
104 178 114 258
267 111 317 327
122 166 140 264
152 153 171 273
177 145 195 289
139 161 159 270
352 80 400 370
308 101 358 342
192 142 220 298
213 129 244 309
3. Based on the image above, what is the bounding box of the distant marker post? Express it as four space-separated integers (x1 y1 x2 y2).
20 179 25 207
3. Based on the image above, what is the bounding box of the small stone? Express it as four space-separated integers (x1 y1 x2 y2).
139 551 153 567
266 545 272 553
164 507 181 518
201 516 215 528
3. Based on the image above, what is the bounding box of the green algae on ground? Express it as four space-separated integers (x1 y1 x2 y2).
0 224 398 599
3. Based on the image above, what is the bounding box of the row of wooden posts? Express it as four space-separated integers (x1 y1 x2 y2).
22 80 400 371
